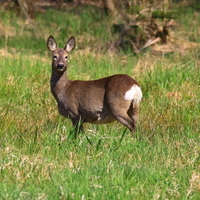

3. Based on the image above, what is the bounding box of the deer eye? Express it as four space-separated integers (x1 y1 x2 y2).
65 56 68 60
53 55 57 59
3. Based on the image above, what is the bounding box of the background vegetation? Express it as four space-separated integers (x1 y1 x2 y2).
0 0 200 199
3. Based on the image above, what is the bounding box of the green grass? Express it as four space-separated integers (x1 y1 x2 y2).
0 5 200 200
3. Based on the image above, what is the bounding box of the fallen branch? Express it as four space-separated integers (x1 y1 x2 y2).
141 37 161 50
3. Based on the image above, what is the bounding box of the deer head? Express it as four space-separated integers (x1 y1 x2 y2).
47 36 76 72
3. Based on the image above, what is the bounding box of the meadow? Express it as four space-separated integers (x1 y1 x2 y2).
0 4 200 200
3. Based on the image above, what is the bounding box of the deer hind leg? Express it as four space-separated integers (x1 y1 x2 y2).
109 101 136 132
114 113 136 132
127 101 139 127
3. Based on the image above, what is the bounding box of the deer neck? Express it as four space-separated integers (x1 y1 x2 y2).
50 70 71 101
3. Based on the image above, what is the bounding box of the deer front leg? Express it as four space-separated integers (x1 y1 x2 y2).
72 117 84 138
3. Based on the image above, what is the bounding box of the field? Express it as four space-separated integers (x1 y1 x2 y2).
0 3 200 200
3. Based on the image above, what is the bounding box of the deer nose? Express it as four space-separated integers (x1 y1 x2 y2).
57 64 65 71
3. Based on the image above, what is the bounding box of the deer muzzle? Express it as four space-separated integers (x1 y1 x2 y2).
57 63 66 71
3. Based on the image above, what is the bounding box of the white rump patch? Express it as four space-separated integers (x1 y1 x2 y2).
124 85 142 103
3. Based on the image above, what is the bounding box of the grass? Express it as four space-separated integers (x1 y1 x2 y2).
0 4 200 200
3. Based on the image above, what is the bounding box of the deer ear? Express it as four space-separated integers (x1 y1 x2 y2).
47 36 57 52
64 37 76 52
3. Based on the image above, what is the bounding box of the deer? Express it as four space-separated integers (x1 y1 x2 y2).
47 36 142 137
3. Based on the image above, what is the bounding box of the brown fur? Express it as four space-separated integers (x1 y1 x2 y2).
47 36 142 135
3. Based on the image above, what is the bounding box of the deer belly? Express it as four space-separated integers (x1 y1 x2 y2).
96 114 116 124
83 112 116 124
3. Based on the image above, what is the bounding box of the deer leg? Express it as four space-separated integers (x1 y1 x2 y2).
127 101 139 128
109 108 136 132
114 114 136 132
108 101 136 132
72 117 84 138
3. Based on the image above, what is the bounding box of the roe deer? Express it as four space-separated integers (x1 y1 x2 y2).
47 36 142 135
